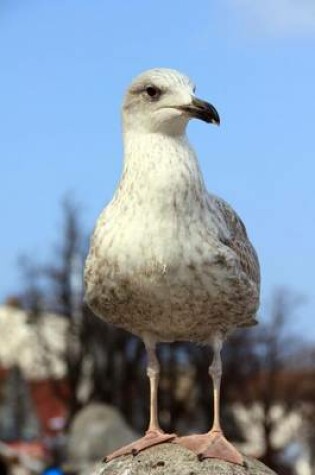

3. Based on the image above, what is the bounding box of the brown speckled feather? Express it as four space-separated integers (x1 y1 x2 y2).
209 194 260 289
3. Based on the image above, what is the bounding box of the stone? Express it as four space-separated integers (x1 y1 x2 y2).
66 403 138 472
91 443 277 475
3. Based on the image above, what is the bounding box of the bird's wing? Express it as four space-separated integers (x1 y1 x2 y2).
208 193 260 288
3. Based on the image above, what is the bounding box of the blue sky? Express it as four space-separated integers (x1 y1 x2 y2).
0 0 314 340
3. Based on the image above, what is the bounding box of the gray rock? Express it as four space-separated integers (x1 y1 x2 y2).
66 403 138 468
91 443 277 475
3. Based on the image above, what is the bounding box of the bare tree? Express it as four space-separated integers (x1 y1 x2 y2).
18 197 87 418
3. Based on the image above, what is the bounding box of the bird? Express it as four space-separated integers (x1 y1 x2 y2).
84 68 260 465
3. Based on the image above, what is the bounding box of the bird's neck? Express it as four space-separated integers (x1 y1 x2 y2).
120 131 206 208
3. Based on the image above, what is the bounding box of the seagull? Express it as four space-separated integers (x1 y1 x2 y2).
84 68 260 465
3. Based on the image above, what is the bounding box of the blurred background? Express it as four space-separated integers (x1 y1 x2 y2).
0 1 314 475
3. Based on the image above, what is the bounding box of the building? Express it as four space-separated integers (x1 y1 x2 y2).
0 302 69 471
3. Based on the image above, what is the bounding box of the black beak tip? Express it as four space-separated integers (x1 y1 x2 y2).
212 117 220 126
190 98 221 126
208 105 220 126
177 99 220 126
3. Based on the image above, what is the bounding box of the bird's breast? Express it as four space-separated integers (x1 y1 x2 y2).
85 199 236 308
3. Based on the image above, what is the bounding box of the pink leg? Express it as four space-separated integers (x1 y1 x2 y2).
177 335 243 465
105 339 176 462
146 341 161 432
210 335 223 432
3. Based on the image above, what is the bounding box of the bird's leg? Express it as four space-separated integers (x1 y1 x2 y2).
146 341 161 432
176 334 244 465
105 339 176 462
209 336 223 432
201 336 243 463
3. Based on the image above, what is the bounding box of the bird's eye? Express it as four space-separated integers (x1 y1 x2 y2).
145 86 161 99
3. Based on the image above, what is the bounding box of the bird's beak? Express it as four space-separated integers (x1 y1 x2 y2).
177 97 220 125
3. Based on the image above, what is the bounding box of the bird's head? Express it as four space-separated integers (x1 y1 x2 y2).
122 68 220 136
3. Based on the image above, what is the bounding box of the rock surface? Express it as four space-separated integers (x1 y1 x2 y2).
91 443 277 475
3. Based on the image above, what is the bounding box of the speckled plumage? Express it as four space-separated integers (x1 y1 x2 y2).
84 69 260 345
